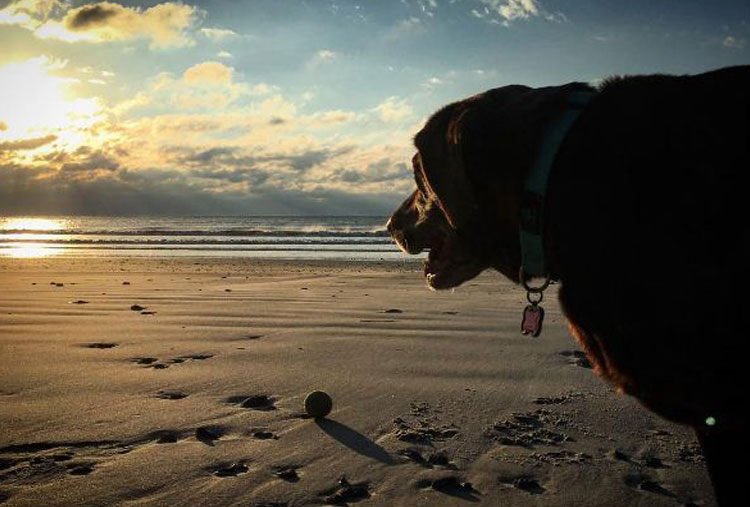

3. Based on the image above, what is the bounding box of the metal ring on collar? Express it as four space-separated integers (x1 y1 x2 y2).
519 267 551 293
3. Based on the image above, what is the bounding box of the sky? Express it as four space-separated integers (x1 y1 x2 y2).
0 0 748 216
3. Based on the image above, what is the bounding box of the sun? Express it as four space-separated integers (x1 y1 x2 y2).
0 56 102 140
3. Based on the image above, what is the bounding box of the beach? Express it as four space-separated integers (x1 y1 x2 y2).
0 256 714 506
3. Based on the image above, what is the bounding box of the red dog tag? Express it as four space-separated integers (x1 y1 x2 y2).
521 303 544 337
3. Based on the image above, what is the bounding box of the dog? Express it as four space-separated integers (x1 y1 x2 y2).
387 65 749 505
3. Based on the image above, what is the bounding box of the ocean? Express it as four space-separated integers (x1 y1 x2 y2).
0 216 421 261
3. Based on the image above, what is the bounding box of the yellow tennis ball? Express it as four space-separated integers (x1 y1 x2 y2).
304 390 333 418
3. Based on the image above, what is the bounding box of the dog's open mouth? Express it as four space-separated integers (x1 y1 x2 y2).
424 235 483 290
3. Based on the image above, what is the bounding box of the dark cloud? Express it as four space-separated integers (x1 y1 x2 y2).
331 160 410 184
0 135 57 152
0 162 403 216
182 147 238 164
190 167 270 186
175 145 354 174
32 146 120 174
66 4 119 30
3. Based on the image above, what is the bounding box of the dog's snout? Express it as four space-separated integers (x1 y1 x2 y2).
386 215 404 237
387 214 418 254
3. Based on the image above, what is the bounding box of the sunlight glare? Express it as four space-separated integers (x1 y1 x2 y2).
1 218 66 232
0 243 60 259
0 57 102 139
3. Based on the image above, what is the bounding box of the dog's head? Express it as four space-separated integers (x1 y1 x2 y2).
388 83 589 289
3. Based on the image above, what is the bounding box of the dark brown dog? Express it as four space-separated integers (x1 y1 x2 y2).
388 65 749 505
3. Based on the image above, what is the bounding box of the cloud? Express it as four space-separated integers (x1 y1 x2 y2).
308 49 338 69
0 135 57 153
1 1 204 49
0 0 68 28
473 0 564 25
723 35 746 49
374 97 413 123
126 61 275 112
183 61 233 86
385 16 426 40
216 51 233 59
480 0 539 21
200 27 238 42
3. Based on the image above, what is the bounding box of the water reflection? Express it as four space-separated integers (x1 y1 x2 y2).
0 243 61 258
0 218 67 258
0 217 66 232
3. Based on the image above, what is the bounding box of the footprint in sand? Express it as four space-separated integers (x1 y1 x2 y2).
486 409 570 447
273 465 299 482
251 430 278 440
398 448 455 469
211 462 249 477
415 476 479 500
196 427 223 446
67 463 95 476
151 430 181 444
320 476 370 504
498 475 546 495
84 342 118 349
226 394 276 411
181 354 213 361
624 473 676 497
130 357 158 365
155 391 188 400
559 350 592 369
532 392 584 405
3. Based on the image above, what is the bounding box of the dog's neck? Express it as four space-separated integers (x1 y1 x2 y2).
519 90 596 283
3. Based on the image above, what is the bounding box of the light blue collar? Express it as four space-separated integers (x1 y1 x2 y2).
519 90 595 282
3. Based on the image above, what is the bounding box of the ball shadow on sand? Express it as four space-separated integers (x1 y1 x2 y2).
315 419 394 464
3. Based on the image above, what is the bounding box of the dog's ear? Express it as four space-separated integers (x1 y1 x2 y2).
415 86 530 230
414 100 483 230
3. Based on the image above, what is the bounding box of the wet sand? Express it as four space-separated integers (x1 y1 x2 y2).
0 257 714 506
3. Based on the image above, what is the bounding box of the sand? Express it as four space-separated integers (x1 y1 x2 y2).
0 257 714 506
